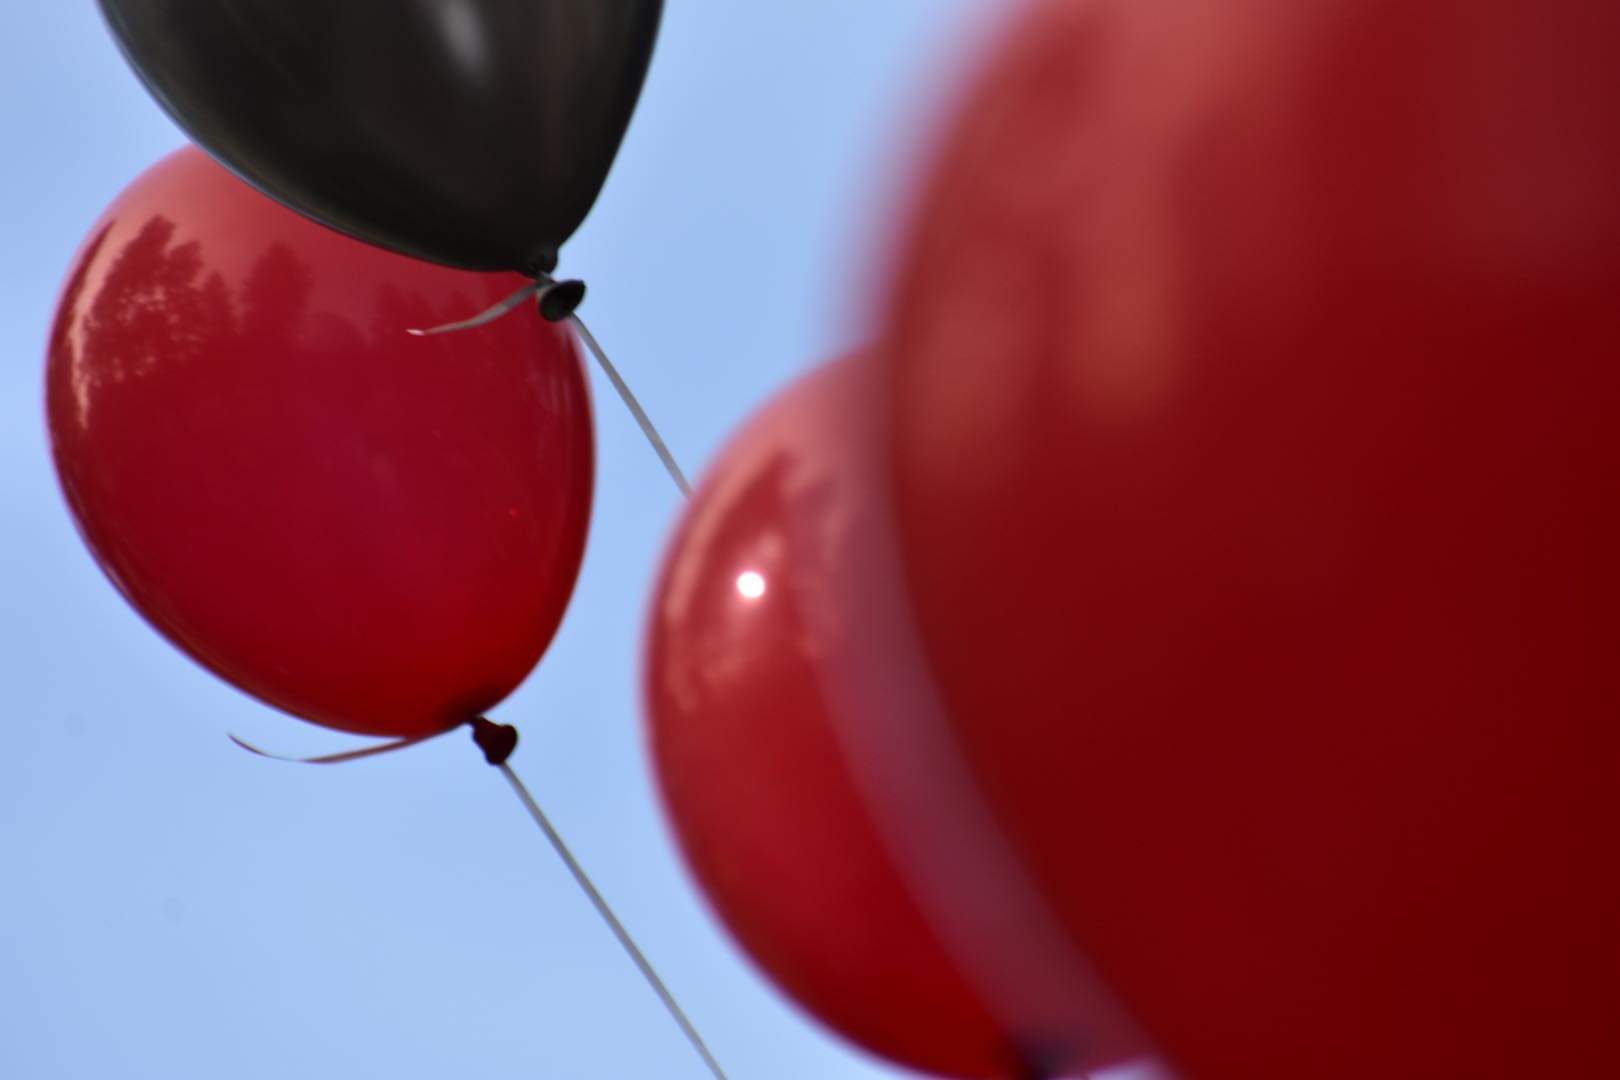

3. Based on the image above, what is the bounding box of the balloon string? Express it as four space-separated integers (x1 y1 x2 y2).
227 730 446 763
406 283 541 336
494 759 728 1080
234 721 725 1076
405 283 692 498
567 313 692 497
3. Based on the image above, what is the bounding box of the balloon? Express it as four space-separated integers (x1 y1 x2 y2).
96 0 663 273
645 358 1144 1078
883 1 1620 1078
47 147 594 739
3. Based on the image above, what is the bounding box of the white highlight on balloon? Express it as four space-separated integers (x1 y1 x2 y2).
735 571 767 600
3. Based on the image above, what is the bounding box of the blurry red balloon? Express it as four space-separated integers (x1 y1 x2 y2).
885 1 1620 1078
645 358 1142 1079
48 147 593 739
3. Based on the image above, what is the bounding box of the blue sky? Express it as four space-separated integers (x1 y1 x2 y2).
0 5 1148 1078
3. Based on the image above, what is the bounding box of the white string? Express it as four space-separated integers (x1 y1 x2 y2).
227 731 444 764
405 284 707 1070
405 283 541 336
405 285 691 498
496 762 727 1079
567 314 693 497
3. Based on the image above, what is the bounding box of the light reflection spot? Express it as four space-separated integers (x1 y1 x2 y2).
736 571 767 601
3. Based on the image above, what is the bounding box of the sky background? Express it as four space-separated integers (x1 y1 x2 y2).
0 5 1151 1078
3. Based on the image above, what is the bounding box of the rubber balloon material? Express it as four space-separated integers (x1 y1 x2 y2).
96 0 663 272
644 358 1142 1079
883 2 1620 1078
47 147 594 738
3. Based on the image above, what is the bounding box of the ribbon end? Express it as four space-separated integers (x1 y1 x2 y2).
404 282 540 338
226 730 444 765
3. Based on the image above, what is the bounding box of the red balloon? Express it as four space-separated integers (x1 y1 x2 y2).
885 2 1620 1078
645 358 1143 1079
48 147 593 739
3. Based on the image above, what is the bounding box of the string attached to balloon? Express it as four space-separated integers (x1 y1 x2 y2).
410 279 693 497
404 271 713 1062
222 319 702 1060
82 1 717 1069
566 313 692 497
228 719 728 1080
227 731 444 765
484 728 728 1080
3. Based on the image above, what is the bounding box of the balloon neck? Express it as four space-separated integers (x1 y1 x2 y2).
523 248 560 277
470 716 519 765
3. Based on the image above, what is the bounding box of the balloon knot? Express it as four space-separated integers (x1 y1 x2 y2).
536 275 586 322
470 717 519 765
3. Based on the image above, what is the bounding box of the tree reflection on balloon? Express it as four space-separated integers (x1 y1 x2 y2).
49 147 594 740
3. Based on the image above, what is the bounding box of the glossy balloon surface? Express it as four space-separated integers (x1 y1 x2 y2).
645 360 1013 1077
97 0 663 272
885 2 1620 1078
48 148 594 738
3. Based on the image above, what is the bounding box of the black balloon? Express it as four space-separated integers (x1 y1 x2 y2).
98 0 663 273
